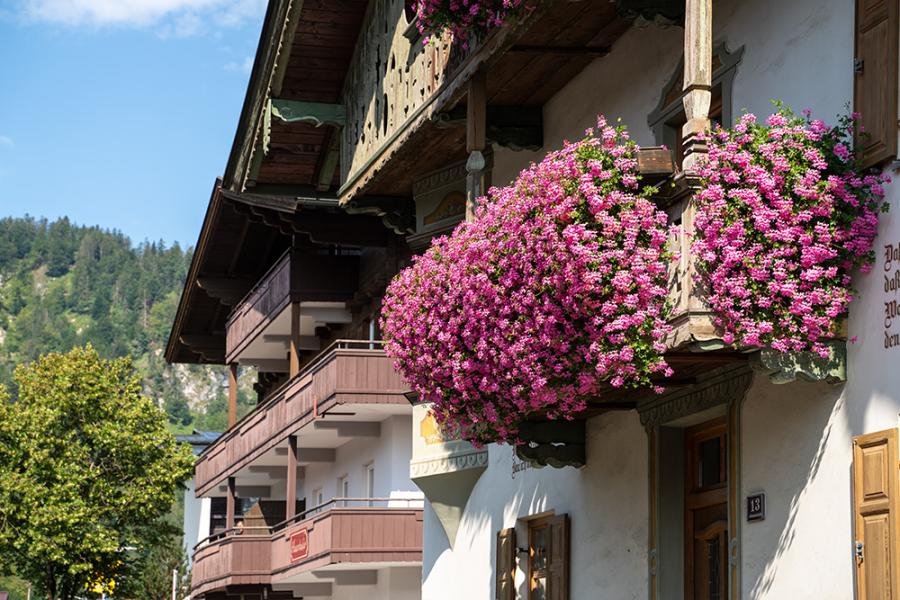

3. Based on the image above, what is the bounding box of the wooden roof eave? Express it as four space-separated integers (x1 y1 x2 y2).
165 180 227 364
222 0 302 193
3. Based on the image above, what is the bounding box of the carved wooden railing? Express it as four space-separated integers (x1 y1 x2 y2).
191 500 424 596
194 341 409 496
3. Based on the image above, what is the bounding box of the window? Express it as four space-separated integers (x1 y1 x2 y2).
365 463 375 507
648 44 743 167
527 515 569 600
337 475 349 507
312 487 324 513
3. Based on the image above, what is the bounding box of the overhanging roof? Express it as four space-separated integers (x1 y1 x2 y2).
164 181 390 365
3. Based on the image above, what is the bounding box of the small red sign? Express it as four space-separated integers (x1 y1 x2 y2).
290 528 309 562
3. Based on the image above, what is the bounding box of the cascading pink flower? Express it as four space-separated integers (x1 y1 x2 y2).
693 105 890 358
381 116 672 445
414 0 526 44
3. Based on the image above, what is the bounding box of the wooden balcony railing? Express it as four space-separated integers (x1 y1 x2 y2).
191 500 424 597
225 250 292 363
194 340 409 496
191 531 272 597
224 250 359 363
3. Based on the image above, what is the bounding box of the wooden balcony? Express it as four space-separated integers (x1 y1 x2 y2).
191 501 423 597
225 250 359 363
192 532 272 597
195 341 409 497
270 500 424 578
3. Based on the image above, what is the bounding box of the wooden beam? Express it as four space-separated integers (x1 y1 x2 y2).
289 301 301 378
270 99 346 128
286 435 298 520
466 70 487 222
509 44 611 56
196 277 254 305
226 476 236 529
681 0 712 171
315 128 341 192
227 363 238 428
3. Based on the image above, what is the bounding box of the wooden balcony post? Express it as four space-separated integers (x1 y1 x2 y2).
286 435 298 520
681 0 712 172
289 301 302 377
466 70 487 222
227 363 238 428
226 476 237 530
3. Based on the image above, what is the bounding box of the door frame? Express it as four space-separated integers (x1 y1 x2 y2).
641 366 752 600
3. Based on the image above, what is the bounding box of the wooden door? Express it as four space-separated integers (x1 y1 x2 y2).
853 428 900 600
685 419 728 600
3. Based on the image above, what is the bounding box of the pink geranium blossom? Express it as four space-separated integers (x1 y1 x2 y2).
413 0 527 44
381 117 672 445
693 105 889 358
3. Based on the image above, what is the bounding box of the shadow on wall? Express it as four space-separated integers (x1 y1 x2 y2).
743 376 846 598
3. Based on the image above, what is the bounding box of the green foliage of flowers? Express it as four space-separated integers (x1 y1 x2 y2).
0 346 195 600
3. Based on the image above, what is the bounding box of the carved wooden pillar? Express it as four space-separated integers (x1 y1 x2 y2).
286 435 298 520
289 300 301 378
227 363 238 428
466 71 487 222
681 0 712 172
226 476 237 530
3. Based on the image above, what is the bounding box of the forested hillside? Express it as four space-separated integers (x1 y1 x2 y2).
0 216 255 432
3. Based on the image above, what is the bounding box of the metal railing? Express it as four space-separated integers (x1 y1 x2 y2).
193 496 423 550
271 496 423 533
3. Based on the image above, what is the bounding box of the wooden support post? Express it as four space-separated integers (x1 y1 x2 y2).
286 435 298 520
289 301 301 378
681 0 712 172
466 71 487 222
226 476 237 530
227 363 238 428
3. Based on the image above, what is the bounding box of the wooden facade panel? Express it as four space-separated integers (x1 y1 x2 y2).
267 508 424 582
193 509 422 596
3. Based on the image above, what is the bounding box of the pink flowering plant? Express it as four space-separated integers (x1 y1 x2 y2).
693 105 890 358
381 117 672 445
413 0 526 45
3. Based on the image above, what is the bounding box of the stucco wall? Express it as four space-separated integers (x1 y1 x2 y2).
422 0 900 597
422 410 648 600
301 415 421 506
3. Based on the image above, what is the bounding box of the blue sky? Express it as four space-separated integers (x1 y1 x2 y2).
0 0 267 248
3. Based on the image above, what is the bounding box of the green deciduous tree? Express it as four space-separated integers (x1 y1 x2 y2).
0 346 194 600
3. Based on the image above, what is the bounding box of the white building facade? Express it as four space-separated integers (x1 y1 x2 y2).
411 1 900 599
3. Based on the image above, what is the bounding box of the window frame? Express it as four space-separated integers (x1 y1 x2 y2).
647 43 744 161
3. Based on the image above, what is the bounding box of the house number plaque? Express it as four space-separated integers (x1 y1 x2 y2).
747 492 766 522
